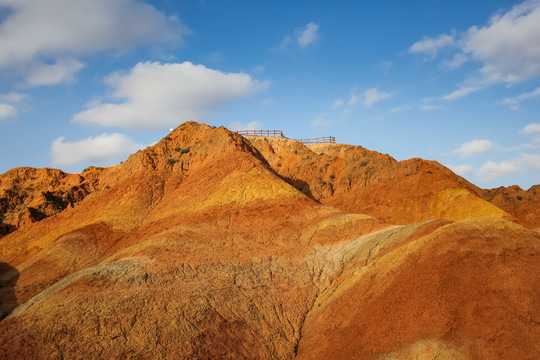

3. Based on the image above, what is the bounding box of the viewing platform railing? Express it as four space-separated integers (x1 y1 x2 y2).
236 129 284 137
294 136 336 145
236 130 335 145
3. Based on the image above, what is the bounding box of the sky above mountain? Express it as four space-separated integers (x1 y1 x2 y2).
0 0 539 189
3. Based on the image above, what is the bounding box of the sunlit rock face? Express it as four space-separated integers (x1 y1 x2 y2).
1 122 539 360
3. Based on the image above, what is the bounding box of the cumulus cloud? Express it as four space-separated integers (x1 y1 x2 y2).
51 133 145 168
463 0 540 84
477 159 522 180
441 53 469 69
409 33 455 60
476 153 540 180
412 1 540 99
296 22 320 48
502 87 540 110
520 153 540 170
0 103 18 119
453 139 496 157
228 120 262 131
0 91 26 119
0 92 26 103
72 61 267 130
0 0 183 86
521 123 540 136
521 123 540 143
349 88 394 108
279 22 320 50
22 58 85 87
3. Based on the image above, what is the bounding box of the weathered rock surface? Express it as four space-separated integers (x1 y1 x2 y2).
296 218 540 360
0 123 538 359
246 137 524 226
0 166 103 237
480 185 540 230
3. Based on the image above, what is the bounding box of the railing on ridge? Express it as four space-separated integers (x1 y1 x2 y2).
236 129 284 137
235 130 336 145
294 136 336 145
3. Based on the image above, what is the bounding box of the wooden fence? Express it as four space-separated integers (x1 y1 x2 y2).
236 129 284 137
235 130 335 145
294 136 336 145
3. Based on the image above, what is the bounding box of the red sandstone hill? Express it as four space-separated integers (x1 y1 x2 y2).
479 185 540 230
0 122 539 359
246 137 524 226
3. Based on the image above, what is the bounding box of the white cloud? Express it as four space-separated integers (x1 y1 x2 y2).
476 153 540 180
442 53 468 69
442 85 483 101
72 61 267 130
349 88 394 108
520 123 540 145
228 120 262 131
22 58 85 87
520 153 540 170
296 22 320 48
453 139 496 157
0 103 18 119
463 0 540 84
412 1 540 99
521 123 540 137
363 88 394 108
409 33 455 60
0 0 183 86
0 92 25 119
448 164 473 176
51 133 145 168
477 159 522 180
0 92 26 103
502 87 540 110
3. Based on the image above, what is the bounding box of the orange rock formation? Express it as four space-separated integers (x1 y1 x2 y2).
246 137 518 226
0 122 538 359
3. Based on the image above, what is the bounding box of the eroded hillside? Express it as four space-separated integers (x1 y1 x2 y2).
0 122 539 359
246 136 540 228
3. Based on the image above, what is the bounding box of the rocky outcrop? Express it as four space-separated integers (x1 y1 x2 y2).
480 185 540 229
0 167 103 237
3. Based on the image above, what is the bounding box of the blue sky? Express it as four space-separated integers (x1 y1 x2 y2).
1 0 539 189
